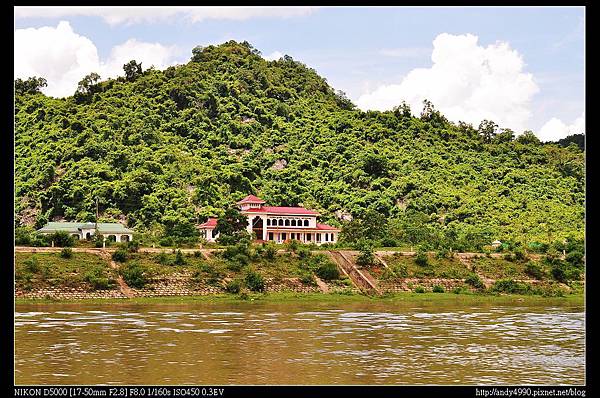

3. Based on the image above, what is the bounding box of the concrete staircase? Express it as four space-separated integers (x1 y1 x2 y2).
328 251 382 295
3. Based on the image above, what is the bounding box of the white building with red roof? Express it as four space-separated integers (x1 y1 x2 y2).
198 194 340 245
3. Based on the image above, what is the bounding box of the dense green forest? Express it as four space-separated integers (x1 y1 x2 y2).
14 41 585 250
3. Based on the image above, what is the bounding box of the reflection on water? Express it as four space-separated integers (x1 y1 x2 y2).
15 301 584 385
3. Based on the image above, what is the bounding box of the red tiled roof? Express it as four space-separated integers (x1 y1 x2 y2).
198 217 218 228
316 223 340 231
237 194 265 204
243 206 319 215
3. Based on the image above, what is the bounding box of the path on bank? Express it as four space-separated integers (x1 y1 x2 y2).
96 251 135 298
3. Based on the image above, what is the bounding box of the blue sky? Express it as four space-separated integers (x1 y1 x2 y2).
14 6 585 141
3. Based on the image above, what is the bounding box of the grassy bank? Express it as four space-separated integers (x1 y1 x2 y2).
15 291 584 307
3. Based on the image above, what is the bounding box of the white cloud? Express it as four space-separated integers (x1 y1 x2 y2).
356 33 540 133
538 113 585 142
14 6 317 26
264 51 284 61
14 21 180 97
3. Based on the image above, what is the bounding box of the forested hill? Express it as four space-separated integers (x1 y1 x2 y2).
14 40 584 248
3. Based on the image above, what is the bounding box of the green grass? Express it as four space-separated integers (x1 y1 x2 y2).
15 252 118 291
376 253 472 280
14 291 584 306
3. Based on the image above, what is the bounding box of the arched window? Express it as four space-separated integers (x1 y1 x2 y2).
304 220 309 227
291 219 296 226
278 219 284 226
266 219 270 226
285 219 290 226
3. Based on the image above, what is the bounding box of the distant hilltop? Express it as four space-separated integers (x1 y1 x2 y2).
15 41 584 249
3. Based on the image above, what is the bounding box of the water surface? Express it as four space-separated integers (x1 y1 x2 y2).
15 301 584 385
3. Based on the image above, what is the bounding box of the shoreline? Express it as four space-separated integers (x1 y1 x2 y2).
14 291 585 306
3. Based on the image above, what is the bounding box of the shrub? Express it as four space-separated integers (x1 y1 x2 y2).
414 286 426 293
93 234 104 248
391 263 409 278
228 253 249 271
355 239 376 267
299 271 316 285
503 253 516 262
524 261 545 280
491 279 531 295
48 231 75 247
465 273 484 289
297 247 311 259
380 237 398 248
15 227 33 245
156 252 173 266
551 264 567 283
414 250 429 267
119 261 148 288
452 287 463 294
159 236 174 247
245 269 265 292
84 266 113 290
513 248 526 261
59 247 73 259
174 249 186 266
432 285 445 293
112 248 128 263
264 243 277 260
125 240 140 253
566 250 584 268
193 262 222 285
285 240 299 253
316 261 340 281
194 251 204 258
24 256 40 273
225 279 242 294
436 248 451 259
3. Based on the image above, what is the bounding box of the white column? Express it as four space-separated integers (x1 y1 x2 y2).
247 216 253 235
261 215 267 241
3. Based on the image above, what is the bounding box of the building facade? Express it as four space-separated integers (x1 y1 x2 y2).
37 222 134 243
198 195 340 245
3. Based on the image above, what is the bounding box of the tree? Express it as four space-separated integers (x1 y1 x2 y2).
75 73 101 102
516 130 541 145
494 128 515 143
393 101 412 118
123 60 143 82
216 207 249 245
478 119 498 143
15 77 47 95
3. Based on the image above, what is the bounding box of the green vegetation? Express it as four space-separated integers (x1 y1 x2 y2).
432 285 445 293
15 252 117 291
14 41 583 252
355 238 377 267
15 291 584 306
465 273 485 289
59 247 73 259
378 252 471 280
119 261 149 288
111 248 128 262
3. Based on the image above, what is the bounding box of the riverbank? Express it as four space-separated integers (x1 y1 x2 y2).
15 248 584 302
15 291 584 306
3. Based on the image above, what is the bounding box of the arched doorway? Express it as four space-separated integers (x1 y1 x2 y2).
85 232 91 239
121 235 130 242
107 235 117 242
251 216 263 241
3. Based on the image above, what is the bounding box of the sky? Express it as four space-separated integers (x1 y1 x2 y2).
14 6 585 141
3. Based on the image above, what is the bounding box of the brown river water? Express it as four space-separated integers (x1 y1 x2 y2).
15 301 584 385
